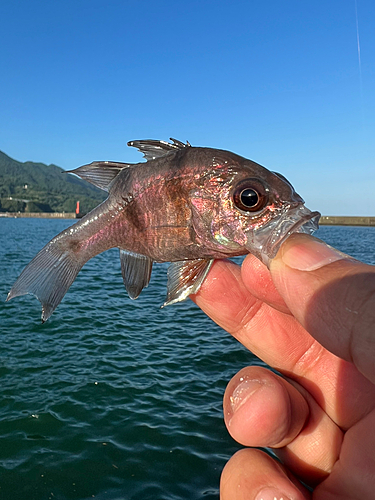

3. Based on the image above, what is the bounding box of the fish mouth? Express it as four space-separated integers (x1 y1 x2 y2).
246 205 321 267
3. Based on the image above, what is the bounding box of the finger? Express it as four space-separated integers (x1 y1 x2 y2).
270 234 375 384
224 367 309 448
314 408 375 498
220 448 309 500
224 367 343 484
192 260 375 429
241 253 290 314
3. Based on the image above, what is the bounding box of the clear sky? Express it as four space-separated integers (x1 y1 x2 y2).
1 0 374 215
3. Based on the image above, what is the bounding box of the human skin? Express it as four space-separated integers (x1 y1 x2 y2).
191 233 375 499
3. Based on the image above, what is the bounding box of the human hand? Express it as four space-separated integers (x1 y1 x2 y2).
192 234 375 499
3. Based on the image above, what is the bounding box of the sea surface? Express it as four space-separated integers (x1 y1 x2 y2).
0 219 374 500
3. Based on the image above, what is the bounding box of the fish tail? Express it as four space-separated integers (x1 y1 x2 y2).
7 239 85 322
6 202 116 322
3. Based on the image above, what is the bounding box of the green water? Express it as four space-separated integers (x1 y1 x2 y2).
1 219 374 499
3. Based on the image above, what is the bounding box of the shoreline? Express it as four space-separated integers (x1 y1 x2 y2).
0 212 77 219
318 216 375 226
0 213 375 226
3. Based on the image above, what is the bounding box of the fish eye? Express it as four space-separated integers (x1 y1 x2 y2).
232 179 268 213
238 188 259 207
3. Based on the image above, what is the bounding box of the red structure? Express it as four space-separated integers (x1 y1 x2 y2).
76 201 80 215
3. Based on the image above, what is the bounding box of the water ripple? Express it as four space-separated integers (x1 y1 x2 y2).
0 219 374 499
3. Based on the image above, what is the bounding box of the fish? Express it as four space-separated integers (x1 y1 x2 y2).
7 138 320 322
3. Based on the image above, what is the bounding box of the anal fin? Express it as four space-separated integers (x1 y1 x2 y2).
119 250 153 299
163 259 213 307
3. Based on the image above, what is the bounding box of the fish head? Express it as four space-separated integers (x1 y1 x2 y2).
190 149 320 266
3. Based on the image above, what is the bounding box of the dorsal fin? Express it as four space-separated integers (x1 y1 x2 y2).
127 138 191 161
67 161 131 191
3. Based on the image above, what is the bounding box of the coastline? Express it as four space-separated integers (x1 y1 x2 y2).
318 216 375 226
0 212 77 219
0 213 374 226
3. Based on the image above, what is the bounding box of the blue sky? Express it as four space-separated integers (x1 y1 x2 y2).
1 0 374 215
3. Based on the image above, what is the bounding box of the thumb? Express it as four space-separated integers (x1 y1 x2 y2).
269 234 375 384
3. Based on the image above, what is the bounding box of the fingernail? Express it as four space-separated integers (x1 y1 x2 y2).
229 378 263 413
255 488 291 500
278 234 347 271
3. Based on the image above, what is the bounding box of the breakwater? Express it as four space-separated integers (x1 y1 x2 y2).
0 212 76 219
319 216 375 226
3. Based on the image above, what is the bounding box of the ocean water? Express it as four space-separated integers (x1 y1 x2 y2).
0 219 374 500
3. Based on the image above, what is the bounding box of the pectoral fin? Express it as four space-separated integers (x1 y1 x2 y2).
119 250 153 299
163 259 213 307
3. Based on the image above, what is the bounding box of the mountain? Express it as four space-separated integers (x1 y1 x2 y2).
0 150 106 213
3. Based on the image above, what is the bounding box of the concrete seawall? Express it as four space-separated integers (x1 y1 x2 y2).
0 212 76 219
319 216 375 226
1 213 375 226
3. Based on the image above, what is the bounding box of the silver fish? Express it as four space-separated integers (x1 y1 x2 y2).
7 139 320 322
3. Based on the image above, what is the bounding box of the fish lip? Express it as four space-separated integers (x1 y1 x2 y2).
273 207 321 253
246 205 321 267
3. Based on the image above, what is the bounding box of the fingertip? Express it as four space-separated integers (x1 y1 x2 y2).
223 367 309 448
270 234 348 273
220 448 309 500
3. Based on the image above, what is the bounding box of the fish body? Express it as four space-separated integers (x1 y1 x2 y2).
7 139 320 322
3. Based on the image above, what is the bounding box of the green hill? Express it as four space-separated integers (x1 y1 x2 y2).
0 150 106 213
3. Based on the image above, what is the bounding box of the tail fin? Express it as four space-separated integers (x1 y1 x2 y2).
7 241 84 322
